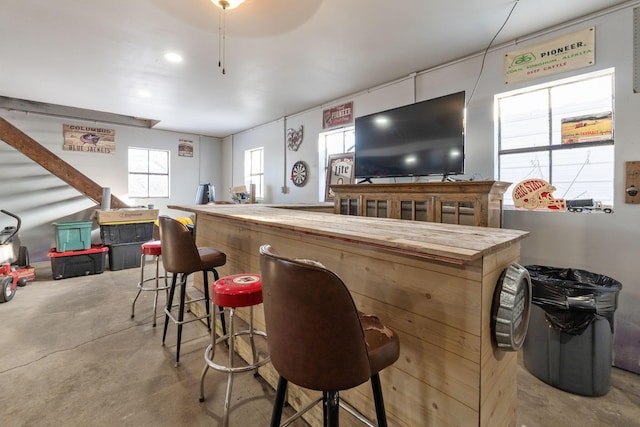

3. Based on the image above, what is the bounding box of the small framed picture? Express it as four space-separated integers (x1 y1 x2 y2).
325 153 355 202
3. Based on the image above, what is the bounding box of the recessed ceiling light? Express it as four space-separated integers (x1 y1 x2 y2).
137 90 152 98
164 52 183 63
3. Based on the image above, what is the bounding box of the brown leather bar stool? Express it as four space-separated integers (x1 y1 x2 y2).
199 273 270 427
131 240 169 327
159 215 227 366
259 245 400 427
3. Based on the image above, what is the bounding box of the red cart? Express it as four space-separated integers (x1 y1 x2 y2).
0 210 35 303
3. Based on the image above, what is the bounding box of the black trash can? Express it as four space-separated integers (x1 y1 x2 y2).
522 266 622 396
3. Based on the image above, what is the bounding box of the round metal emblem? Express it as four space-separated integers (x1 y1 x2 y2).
231 275 260 285
491 263 532 351
291 161 308 187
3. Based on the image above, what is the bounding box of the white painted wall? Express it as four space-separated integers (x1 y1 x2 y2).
0 110 223 261
225 6 640 372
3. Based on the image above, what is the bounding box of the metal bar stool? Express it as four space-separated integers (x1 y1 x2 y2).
131 240 170 327
199 273 270 427
159 215 227 366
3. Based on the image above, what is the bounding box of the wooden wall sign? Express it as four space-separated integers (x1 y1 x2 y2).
512 178 566 210
63 124 115 154
626 161 640 204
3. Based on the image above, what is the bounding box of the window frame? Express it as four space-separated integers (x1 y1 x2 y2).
127 147 170 199
244 146 264 200
318 126 355 201
496 68 615 206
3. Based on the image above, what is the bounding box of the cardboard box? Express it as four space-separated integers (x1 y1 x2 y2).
95 209 159 224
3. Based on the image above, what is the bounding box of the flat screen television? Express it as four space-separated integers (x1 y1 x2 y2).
354 91 465 180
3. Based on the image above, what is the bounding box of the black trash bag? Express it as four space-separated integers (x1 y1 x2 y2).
525 265 622 335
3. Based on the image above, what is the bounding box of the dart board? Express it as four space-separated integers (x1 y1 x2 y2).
290 161 309 187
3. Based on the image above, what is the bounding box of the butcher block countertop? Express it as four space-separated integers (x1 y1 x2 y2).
169 204 528 265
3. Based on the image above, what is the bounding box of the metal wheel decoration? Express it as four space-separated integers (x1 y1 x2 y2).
491 263 532 351
287 125 304 151
290 161 309 187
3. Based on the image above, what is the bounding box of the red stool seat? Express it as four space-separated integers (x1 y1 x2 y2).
213 274 263 308
141 240 162 256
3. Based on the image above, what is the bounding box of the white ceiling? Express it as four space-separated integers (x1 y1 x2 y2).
0 0 629 138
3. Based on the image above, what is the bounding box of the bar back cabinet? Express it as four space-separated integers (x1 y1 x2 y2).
331 181 510 228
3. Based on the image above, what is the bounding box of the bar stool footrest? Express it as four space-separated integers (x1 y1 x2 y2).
137 276 171 292
164 306 210 326
204 330 270 374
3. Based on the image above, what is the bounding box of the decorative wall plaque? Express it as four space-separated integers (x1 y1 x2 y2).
324 153 354 201
287 125 303 151
512 178 566 210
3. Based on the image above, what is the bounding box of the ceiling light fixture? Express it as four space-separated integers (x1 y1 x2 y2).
212 0 245 9
211 0 246 74
164 52 183 63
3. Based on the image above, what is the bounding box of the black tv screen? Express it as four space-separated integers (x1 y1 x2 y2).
354 91 465 179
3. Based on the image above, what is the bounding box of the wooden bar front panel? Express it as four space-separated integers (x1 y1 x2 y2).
177 206 525 427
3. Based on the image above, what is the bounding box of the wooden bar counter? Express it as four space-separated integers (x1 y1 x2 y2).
169 204 528 427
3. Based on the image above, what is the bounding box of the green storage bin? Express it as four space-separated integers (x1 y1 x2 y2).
53 221 93 252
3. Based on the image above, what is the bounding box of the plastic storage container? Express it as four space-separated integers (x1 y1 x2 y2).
100 222 154 245
523 265 622 396
108 242 143 270
48 245 108 280
53 221 93 252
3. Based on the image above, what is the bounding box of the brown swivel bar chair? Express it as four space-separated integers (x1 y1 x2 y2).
259 245 400 427
159 215 227 366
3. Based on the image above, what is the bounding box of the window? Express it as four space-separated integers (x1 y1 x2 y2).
244 147 264 199
318 127 355 199
128 148 169 198
496 69 615 206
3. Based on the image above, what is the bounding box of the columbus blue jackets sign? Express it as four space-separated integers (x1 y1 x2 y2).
63 124 115 154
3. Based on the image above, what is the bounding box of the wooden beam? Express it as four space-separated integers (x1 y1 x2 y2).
0 96 160 129
0 116 129 209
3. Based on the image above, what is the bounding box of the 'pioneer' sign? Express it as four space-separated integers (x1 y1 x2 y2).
504 27 595 85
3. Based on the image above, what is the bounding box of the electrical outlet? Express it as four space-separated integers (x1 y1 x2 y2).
281 186 289 194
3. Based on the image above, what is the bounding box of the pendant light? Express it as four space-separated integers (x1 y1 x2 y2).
212 0 246 74
212 0 245 8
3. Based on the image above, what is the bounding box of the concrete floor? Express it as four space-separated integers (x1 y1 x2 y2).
1 261 638 427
